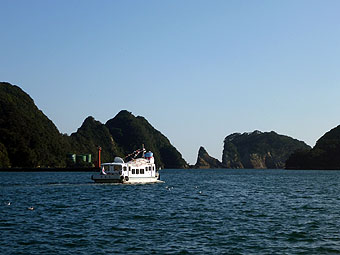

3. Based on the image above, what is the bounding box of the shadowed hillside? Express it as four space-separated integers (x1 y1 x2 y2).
0 82 188 169
286 125 340 169
0 82 68 167
105 110 188 169
68 116 124 164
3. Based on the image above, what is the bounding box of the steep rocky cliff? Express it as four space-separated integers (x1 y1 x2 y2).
194 146 224 169
222 131 311 169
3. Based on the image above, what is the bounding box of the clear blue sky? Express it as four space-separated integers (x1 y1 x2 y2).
1 0 340 164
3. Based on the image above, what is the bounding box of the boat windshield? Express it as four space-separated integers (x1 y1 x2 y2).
114 165 122 171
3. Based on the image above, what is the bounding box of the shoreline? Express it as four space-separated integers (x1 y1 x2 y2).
0 167 99 172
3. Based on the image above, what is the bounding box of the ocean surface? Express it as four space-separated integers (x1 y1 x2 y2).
1 169 340 254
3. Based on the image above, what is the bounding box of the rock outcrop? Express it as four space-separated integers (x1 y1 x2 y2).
194 146 224 168
222 131 311 169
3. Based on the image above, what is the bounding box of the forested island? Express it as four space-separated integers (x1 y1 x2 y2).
193 128 340 170
193 129 340 170
1 81 340 170
286 125 340 170
0 82 188 169
194 131 311 169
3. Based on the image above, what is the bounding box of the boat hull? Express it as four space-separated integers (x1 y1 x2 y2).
91 174 162 184
91 174 121 183
124 177 162 184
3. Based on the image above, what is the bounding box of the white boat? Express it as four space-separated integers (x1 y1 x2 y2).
91 148 161 184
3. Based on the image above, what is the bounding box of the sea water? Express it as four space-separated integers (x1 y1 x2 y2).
1 169 340 254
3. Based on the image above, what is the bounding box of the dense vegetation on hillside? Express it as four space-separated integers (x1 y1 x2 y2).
0 82 188 169
68 116 124 164
222 131 311 169
286 125 340 169
106 110 188 169
3 82 340 170
0 82 67 167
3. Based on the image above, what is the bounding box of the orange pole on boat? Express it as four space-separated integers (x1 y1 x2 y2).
98 146 102 168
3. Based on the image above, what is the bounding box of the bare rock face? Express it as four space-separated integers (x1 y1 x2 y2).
194 146 225 169
222 131 311 169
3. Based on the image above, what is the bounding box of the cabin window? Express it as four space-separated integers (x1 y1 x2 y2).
129 166 131 171
114 165 122 171
136 169 139 174
149 166 151 171
123 166 127 171
152 166 155 171
141 169 144 174
145 167 148 172
132 169 135 174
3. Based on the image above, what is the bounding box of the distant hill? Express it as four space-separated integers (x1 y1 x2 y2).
194 146 224 169
0 82 67 167
105 110 188 169
68 116 124 164
222 131 311 169
286 125 340 169
0 82 188 169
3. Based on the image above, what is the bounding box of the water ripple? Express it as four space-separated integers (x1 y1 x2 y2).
2 170 340 254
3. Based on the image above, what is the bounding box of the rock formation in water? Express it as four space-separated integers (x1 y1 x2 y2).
222 131 311 169
286 125 340 169
194 146 225 168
